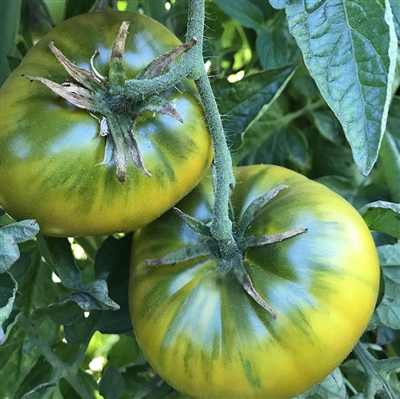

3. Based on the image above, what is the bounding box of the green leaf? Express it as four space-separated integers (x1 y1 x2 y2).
95 235 133 335
21 382 56 399
316 176 358 204
0 232 20 273
0 220 40 273
359 201 400 238
389 0 400 38
0 245 59 399
269 0 287 10
256 28 288 69
99 366 124 399
283 0 398 175
0 0 21 85
30 300 83 325
59 369 97 399
379 96 400 202
311 109 342 143
15 356 54 399
212 65 297 150
63 312 98 346
232 99 286 164
63 0 97 19
214 0 264 30
0 272 18 345
37 236 83 290
38 237 119 311
1 219 39 243
375 244 400 329
240 125 308 168
70 279 120 311
106 334 142 370
294 368 347 398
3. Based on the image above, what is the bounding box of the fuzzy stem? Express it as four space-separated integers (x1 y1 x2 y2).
353 342 398 399
187 0 236 246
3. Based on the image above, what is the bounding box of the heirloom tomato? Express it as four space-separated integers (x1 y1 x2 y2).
0 11 212 237
129 164 380 399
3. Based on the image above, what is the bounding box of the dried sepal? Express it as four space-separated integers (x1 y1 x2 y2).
137 38 197 80
49 42 105 89
22 74 97 111
245 228 308 248
111 21 130 60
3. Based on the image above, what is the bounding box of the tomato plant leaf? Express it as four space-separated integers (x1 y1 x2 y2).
0 232 19 273
311 109 343 144
279 0 398 175
16 355 54 399
256 27 289 70
38 237 119 311
239 126 308 168
0 0 21 85
1 219 39 243
95 234 133 335
389 0 400 37
0 220 39 273
375 244 400 330
106 335 142 370
379 96 400 202
214 0 264 30
213 66 296 150
294 368 347 398
98 366 125 399
63 312 98 346
64 0 97 19
0 272 18 345
20 382 56 399
231 99 285 164
359 201 400 239
59 368 97 399
37 236 83 290
69 280 120 311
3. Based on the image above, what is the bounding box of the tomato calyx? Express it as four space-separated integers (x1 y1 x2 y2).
22 22 197 183
146 184 307 318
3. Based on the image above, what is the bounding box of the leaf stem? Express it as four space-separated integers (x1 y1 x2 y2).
17 313 95 398
353 341 398 399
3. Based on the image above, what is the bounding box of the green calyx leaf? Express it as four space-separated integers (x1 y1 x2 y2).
235 184 289 237
22 22 196 184
146 183 307 318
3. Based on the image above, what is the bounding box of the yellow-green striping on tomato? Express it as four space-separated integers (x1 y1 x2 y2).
0 11 212 237
129 164 380 399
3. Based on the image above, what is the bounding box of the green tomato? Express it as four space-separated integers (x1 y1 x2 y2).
0 11 212 237
129 164 380 399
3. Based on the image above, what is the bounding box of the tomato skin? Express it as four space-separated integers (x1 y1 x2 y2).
0 11 212 237
129 165 380 399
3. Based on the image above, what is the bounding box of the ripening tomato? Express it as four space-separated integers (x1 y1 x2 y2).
129 164 379 399
0 11 212 237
